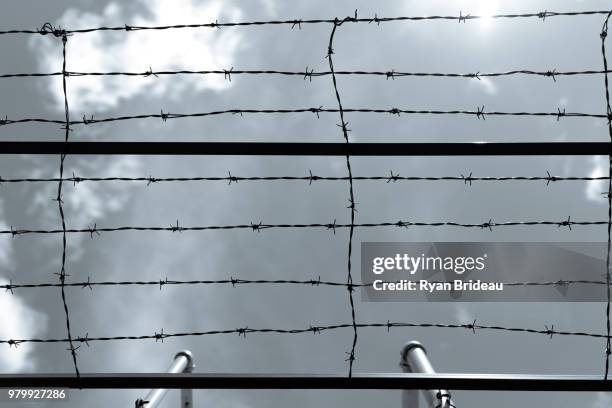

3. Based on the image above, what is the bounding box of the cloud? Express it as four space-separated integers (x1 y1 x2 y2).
29 0 243 113
468 76 498 96
0 279 48 372
586 156 607 202
0 202 14 271
27 155 142 261
0 195 46 373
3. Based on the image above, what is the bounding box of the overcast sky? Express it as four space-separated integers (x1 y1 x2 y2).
2 0 612 407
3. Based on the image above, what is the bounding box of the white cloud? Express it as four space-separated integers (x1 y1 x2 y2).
0 194 46 373
468 76 498 95
27 155 142 261
0 202 14 271
0 279 48 372
586 156 607 202
29 0 243 113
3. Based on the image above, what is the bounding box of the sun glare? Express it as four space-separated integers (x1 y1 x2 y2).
478 2 498 30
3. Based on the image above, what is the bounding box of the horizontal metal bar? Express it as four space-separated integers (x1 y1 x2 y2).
0 373 611 391
0 142 610 156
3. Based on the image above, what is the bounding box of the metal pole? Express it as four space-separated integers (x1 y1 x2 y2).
400 342 455 408
0 141 610 156
0 373 611 390
139 350 194 408
178 351 195 408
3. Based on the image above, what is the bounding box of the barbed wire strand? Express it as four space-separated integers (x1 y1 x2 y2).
54 30 80 377
2 321 612 348
1 10 612 36
0 218 605 237
3 277 612 292
601 11 612 380
0 107 607 128
1 68 612 80
0 173 609 185
328 13 359 377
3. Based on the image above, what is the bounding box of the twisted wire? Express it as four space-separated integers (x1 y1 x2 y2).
0 107 606 128
327 14 359 377
0 218 605 237
0 173 609 185
1 320 611 349
1 68 611 80
55 32 79 377
0 10 611 35
3 277 612 292
600 11 612 380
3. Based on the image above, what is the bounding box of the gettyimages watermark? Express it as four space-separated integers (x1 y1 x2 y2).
361 242 610 302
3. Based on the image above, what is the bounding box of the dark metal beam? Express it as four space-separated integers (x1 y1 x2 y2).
0 373 611 391
0 141 610 156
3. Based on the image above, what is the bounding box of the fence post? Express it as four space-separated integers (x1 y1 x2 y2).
400 342 454 408
178 351 195 407
137 350 195 408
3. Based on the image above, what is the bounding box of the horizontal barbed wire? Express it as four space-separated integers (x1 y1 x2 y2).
1 68 611 80
0 217 603 236
0 320 608 348
0 107 607 128
2 277 611 292
0 10 610 36
0 172 608 185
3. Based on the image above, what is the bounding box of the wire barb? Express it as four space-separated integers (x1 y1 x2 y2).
154 328 166 343
80 277 93 291
558 216 573 230
224 67 233 82
387 170 400 183
170 220 183 233
303 66 314 81
546 170 558 185
87 223 100 238
545 325 555 339
144 66 157 78
476 105 486 120
458 11 471 23
5 280 14 295
462 172 473 186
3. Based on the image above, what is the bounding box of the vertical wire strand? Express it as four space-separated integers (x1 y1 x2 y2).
601 11 612 380
58 33 79 377
327 16 358 377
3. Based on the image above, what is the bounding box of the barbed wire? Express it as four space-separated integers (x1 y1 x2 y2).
0 10 611 36
1 320 611 349
54 31 80 377
0 218 605 237
0 107 607 128
327 15 359 377
2 8 612 383
600 11 612 380
2 68 612 80
0 172 609 185
2 277 612 292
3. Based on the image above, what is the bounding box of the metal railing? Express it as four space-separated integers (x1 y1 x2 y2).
400 342 454 408
135 351 195 408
